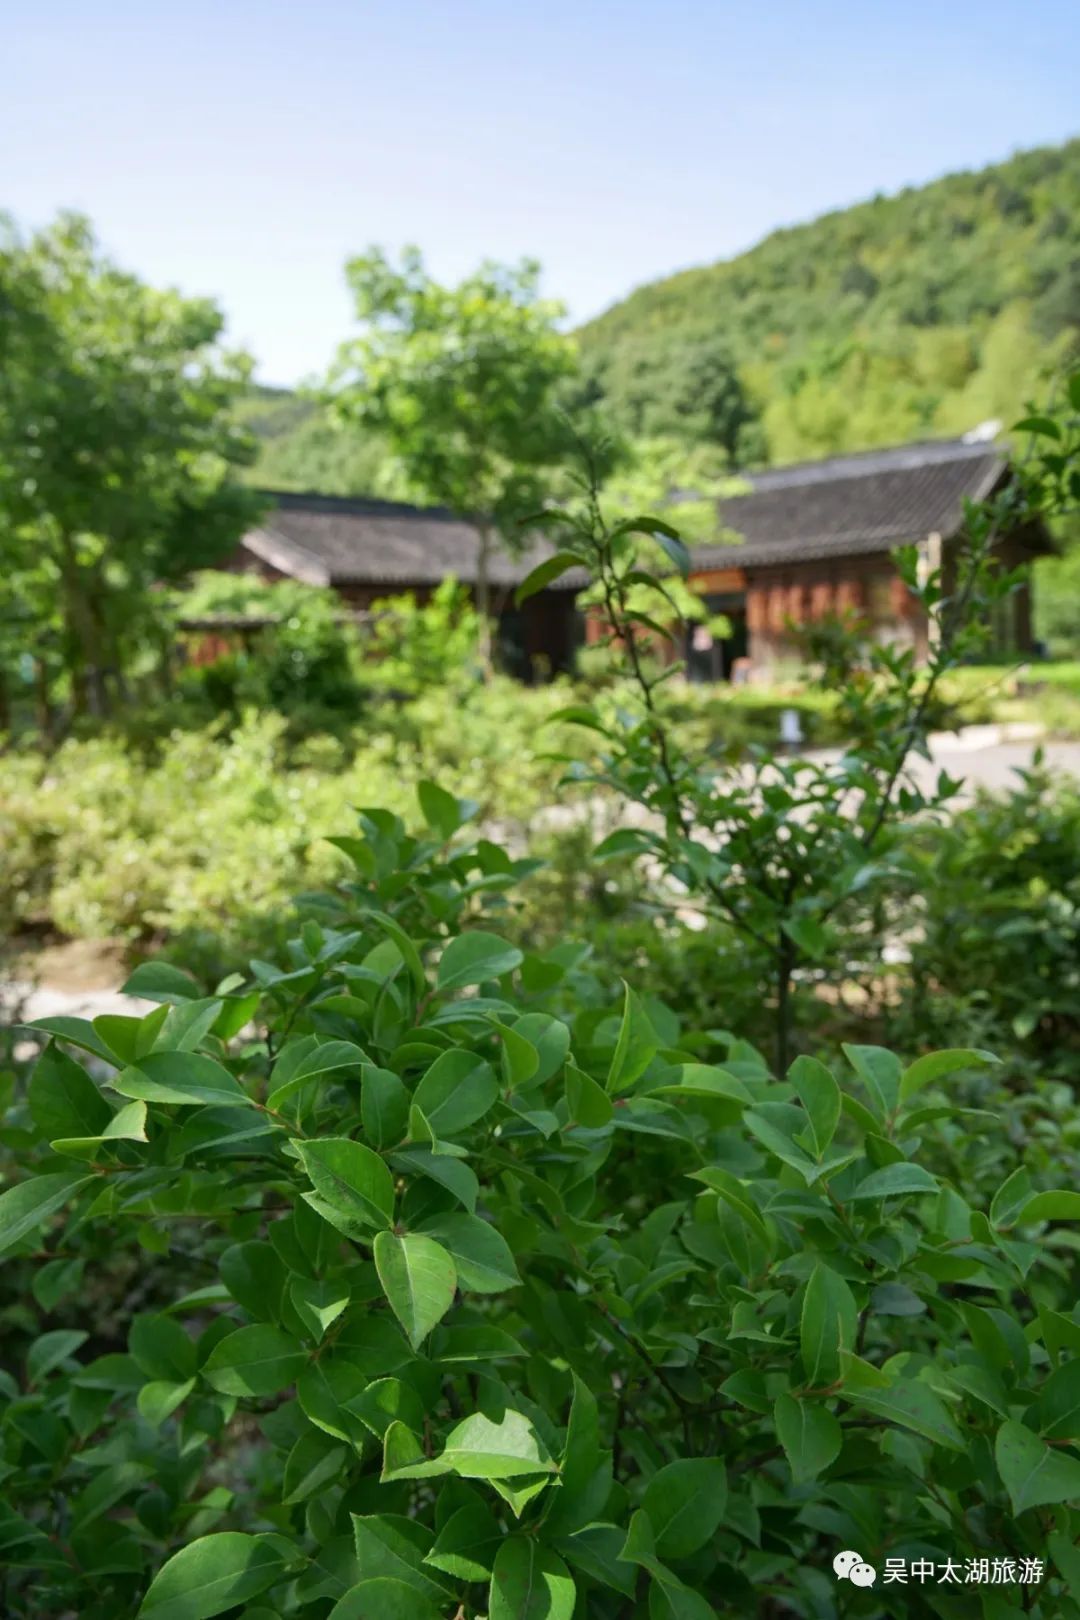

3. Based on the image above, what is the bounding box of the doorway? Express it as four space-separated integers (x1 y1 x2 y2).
686 593 748 682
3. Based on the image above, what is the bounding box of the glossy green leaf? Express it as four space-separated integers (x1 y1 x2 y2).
283 1430 347 1505
202 1326 307 1396
112 1051 250 1108
789 1056 841 1155
298 1138 395 1230
607 983 659 1094
418 779 467 839
391 1148 478 1212
1028 1359 1080 1439
899 1047 999 1101
137 1378 197 1427
290 1277 350 1341
841 1366 964 1450
642 1458 727 1559
267 1040 368 1108
361 1065 411 1149
849 1162 939 1200
374 1232 457 1348
26 1328 88 1387
424 1498 501 1580
0 1170 92 1258
437 931 523 991
1019 1190 1080 1224
995 1419 1080 1513
514 551 584 606
51 1099 148 1159
130 1313 196 1382
801 1264 858 1385
774 1395 842 1482
417 1213 521 1293
137 1532 293 1619
329 1580 440 1620
565 1064 614 1127
29 1043 111 1140
842 1044 901 1116
412 1049 498 1137
490 1536 576 1620
220 1241 287 1324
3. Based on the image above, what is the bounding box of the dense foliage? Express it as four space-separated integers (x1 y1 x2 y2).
895 761 1080 1082
4 386 1080 1620
514 404 1039 1073
0 675 858 970
5 786 1080 1619
578 138 1080 463
172 573 363 725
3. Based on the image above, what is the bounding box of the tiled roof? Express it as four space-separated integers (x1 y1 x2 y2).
701 438 1007 570
241 437 1024 590
242 492 567 589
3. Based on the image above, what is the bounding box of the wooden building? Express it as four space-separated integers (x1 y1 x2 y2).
677 432 1049 679
231 434 1050 682
232 492 583 680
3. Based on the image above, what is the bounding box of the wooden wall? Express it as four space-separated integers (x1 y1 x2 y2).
741 554 929 668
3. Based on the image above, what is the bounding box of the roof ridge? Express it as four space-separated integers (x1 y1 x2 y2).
252 488 459 522
731 438 1002 496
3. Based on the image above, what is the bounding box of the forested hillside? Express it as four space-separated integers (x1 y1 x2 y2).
243 139 1080 490
236 383 406 497
578 138 1080 463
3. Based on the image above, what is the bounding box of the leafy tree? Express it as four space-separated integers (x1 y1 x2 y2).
0 213 260 722
172 571 361 719
327 248 578 666
359 578 483 697
599 435 745 542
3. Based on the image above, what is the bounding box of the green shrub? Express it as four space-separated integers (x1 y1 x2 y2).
358 579 483 697
2 790 1079 1618
892 761 1080 1080
0 695 587 952
174 572 363 721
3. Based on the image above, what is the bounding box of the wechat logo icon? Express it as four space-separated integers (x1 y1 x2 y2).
834 1550 877 1587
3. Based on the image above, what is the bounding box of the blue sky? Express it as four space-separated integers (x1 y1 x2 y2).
5 1 1078 386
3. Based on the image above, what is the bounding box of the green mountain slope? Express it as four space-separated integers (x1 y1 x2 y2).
577 138 1080 463
236 384 404 497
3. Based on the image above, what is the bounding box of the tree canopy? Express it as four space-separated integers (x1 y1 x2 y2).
326 248 579 661
0 213 260 720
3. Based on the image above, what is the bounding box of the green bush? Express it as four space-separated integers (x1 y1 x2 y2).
358 579 483 697
0 693 588 954
3 789 1079 1618
173 572 363 724
892 761 1080 1080
0 674 867 962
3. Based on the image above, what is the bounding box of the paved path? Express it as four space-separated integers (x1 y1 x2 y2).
797 725 1079 803
903 735 1080 798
